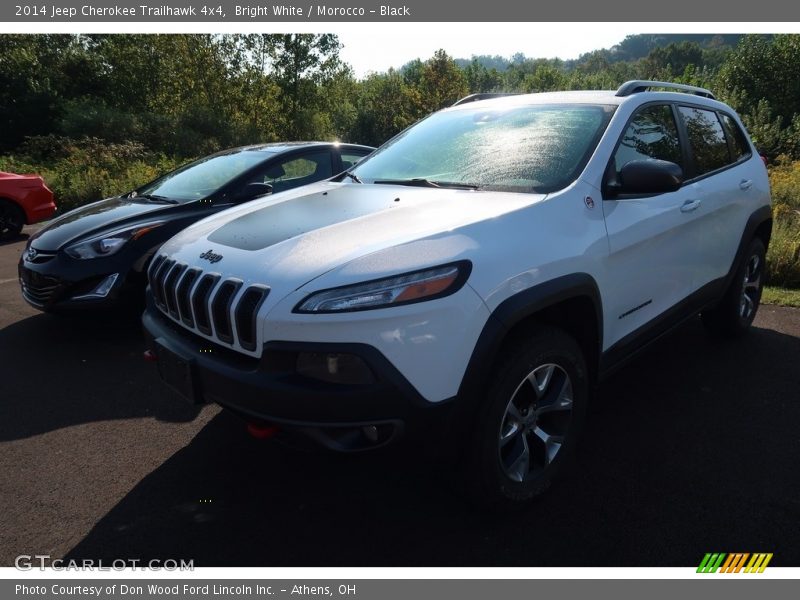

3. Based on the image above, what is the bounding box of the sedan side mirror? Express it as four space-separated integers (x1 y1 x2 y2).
615 159 683 196
233 182 273 202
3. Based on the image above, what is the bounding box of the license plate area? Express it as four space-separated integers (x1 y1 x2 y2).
155 338 201 404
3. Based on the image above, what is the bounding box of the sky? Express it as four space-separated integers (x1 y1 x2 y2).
8 21 789 79
334 24 641 77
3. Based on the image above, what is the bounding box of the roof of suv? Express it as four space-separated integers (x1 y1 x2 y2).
449 81 724 111
231 141 373 154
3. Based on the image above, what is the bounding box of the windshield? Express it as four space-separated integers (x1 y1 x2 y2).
352 103 614 193
136 150 270 202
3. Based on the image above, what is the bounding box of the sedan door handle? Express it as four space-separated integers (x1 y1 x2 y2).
739 179 753 190
680 199 702 213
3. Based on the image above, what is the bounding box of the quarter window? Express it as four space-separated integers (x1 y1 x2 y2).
613 105 683 172
719 113 752 162
678 106 731 176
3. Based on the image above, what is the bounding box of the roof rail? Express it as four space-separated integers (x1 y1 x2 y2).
615 80 716 100
452 93 520 106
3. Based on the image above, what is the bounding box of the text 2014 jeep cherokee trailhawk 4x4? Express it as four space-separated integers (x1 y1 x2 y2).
143 81 771 506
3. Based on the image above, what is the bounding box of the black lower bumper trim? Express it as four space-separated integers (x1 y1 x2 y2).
142 304 453 450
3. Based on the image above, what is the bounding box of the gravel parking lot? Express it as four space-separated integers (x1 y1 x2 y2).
2 226 799 567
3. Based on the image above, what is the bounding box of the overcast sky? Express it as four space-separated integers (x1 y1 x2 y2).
335 24 641 77
7 22 777 78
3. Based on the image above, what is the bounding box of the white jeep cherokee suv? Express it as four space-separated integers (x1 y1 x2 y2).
143 81 771 507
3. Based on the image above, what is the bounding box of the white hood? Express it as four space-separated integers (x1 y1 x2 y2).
159 181 544 303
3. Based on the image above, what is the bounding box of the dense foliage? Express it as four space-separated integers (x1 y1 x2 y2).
0 33 798 285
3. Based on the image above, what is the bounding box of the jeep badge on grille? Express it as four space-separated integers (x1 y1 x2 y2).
199 249 223 264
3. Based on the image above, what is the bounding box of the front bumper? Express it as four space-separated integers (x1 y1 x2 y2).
142 303 453 451
18 252 136 311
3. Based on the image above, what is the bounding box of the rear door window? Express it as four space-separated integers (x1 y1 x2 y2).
678 106 731 176
719 113 752 162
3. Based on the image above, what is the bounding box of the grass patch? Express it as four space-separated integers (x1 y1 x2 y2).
762 286 800 307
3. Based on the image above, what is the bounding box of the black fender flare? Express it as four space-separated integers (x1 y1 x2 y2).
721 204 772 295
457 272 603 402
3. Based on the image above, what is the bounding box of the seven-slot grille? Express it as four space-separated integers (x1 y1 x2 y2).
148 254 269 352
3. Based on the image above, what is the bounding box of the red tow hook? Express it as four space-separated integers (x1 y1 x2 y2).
247 423 279 440
143 349 158 362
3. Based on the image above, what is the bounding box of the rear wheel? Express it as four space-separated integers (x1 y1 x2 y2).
463 326 588 509
0 200 25 240
702 238 766 337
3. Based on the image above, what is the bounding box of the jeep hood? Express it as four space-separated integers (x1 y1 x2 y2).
159 181 544 289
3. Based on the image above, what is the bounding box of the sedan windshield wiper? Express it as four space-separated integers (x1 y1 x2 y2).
373 178 479 190
342 171 363 184
135 193 179 204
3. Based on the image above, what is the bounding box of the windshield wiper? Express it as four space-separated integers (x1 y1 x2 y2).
135 193 179 204
374 178 479 190
342 171 363 184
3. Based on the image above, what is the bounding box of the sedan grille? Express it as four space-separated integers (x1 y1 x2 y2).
19 269 61 306
148 255 270 353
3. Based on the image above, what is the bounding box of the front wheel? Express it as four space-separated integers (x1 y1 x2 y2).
702 238 766 337
463 326 588 509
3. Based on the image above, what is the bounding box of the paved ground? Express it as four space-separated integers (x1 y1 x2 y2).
1 226 799 567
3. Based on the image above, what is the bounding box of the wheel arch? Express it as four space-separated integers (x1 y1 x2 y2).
458 273 603 404
723 205 772 293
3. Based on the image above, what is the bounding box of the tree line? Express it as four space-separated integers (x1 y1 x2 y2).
1 34 800 159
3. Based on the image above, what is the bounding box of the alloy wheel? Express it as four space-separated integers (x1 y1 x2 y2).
498 363 574 483
740 253 762 320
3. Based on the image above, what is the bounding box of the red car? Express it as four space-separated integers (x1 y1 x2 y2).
0 171 57 239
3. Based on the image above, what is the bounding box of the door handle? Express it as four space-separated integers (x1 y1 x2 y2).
680 199 702 213
739 179 753 190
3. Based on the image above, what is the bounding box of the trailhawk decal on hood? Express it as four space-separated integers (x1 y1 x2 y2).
207 188 400 251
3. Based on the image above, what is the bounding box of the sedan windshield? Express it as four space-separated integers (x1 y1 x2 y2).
135 150 270 202
353 103 614 193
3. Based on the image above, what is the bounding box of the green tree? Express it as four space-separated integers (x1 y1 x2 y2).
0 35 103 151
266 34 344 139
418 49 468 112
351 70 424 147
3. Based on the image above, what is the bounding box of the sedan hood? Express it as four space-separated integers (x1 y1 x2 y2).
160 181 544 292
30 196 178 251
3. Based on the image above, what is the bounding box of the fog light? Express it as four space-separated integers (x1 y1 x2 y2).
72 273 119 300
92 273 119 296
296 352 375 385
362 425 379 442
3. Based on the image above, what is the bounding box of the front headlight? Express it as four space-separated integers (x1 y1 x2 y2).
295 261 471 313
64 222 164 260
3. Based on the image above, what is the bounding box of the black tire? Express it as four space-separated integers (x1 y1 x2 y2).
0 199 25 240
463 325 588 509
701 238 766 338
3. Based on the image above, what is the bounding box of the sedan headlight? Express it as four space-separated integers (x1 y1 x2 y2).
64 222 164 260
295 261 471 313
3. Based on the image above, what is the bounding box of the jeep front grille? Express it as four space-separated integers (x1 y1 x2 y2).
148 255 270 353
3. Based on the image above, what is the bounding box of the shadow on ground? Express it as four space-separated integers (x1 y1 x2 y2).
64 318 800 566
0 233 29 247
0 311 201 442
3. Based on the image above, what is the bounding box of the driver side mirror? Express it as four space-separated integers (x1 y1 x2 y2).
233 182 273 202
609 159 683 197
